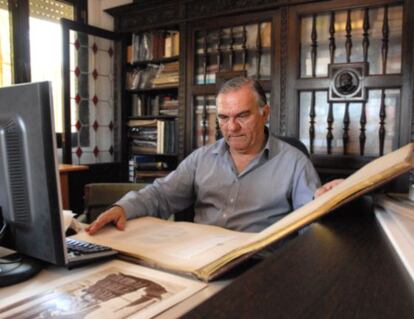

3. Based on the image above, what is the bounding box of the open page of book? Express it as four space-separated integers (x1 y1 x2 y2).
74 217 256 275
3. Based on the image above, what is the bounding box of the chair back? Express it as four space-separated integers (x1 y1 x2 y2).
274 135 310 157
83 183 147 222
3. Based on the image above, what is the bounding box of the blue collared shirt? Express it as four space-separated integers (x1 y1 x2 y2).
116 135 320 232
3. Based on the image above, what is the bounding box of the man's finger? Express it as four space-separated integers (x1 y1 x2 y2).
115 216 126 230
86 215 112 234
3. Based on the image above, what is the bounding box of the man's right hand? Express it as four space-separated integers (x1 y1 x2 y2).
85 206 127 235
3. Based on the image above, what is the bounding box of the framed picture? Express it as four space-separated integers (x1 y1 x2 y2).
328 62 367 102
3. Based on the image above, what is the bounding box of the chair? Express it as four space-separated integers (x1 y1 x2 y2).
274 135 310 157
83 182 148 223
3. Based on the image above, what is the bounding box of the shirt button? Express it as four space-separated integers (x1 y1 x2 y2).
230 198 234 203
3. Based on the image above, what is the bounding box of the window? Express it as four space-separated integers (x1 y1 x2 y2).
0 0 12 86
29 0 74 132
1 0 85 134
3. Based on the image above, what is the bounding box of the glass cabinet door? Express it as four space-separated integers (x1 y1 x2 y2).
191 19 272 149
296 4 403 156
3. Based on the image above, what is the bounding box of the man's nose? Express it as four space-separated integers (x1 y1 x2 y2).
227 117 240 130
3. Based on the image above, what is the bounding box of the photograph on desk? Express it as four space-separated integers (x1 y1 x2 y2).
0 260 206 319
73 143 414 282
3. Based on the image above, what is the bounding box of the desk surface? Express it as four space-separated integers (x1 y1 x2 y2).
183 198 414 318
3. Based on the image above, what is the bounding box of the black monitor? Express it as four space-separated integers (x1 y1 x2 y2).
0 81 68 286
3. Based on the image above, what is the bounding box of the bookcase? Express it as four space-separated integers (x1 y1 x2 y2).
125 29 180 182
105 0 414 188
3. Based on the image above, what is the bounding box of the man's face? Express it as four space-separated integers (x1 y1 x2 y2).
216 85 269 154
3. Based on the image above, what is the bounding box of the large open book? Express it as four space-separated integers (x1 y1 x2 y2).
74 143 414 282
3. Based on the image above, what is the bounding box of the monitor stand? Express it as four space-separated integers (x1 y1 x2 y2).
0 252 44 287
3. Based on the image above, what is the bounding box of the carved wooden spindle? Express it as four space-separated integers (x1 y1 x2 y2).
359 102 367 155
327 102 334 154
202 95 208 145
329 12 336 64
362 8 370 63
345 9 352 63
382 5 389 74
309 91 316 154
202 30 208 84
215 113 221 141
311 14 317 77
256 22 262 80
343 103 350 155
242 25 248 70
217 29 223 72
379 89 386 155
229 27 235 70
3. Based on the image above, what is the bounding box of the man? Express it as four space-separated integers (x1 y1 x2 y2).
87 77 325 235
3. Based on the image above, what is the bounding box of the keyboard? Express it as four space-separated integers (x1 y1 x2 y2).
65 238 118 268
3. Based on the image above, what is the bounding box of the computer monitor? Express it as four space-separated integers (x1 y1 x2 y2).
0 81 68 286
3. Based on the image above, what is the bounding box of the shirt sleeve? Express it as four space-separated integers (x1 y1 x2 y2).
115 150 199 220
291 157 321 210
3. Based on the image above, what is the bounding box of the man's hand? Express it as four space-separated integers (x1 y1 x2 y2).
85 206 127 235
314 179 344 198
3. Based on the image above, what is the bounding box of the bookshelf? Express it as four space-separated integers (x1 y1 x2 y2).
125 29 180 182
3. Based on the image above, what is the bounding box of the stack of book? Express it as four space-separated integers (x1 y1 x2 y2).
159 94 178 116
129 123 157 154
129 155 171 182
153 61 179 87
128 119 176 155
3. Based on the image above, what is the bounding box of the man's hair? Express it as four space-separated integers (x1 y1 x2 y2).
217 77 268 110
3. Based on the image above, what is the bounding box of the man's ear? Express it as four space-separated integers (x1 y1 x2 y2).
262 104 270 121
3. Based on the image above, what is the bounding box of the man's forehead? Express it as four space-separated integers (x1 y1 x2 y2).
217 104 252 116
217 89 256 106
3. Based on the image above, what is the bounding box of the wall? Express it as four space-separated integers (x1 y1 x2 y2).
88 0 132 30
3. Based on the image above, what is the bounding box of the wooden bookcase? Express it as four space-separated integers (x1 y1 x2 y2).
124 29 180 182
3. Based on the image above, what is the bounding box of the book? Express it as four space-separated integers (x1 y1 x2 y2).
74 143 414 282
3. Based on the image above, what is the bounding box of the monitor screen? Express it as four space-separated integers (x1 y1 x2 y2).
0 82 68 284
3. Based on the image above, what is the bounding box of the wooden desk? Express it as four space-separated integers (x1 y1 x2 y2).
183 198 414 318
2 198 413 318
58 164 88 209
